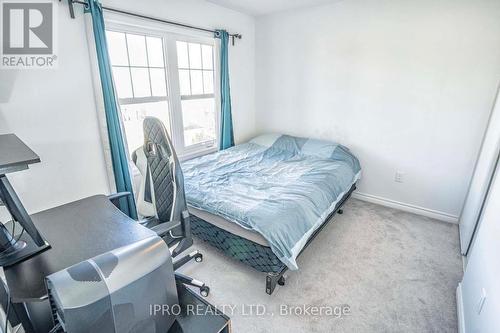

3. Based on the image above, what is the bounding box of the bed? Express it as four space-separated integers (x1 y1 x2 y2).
182 134 361 294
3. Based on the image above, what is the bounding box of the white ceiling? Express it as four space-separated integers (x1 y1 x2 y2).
206 0 339 16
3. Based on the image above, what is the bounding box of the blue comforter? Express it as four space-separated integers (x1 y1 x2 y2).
182 134 361 270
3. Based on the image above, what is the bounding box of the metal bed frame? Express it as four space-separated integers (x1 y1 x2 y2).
191 184 357 295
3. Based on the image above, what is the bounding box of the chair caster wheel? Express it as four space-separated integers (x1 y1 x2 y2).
194 253 203 262
337 209 344 215
278 276 286 286
200 286 210 297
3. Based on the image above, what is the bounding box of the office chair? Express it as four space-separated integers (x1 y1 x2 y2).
122 117 209 297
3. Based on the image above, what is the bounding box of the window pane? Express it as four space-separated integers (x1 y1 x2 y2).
120 101 170 156
190 70 203 95
146 37 164 67
188 43 202 69
112 67 133 98
179 70 191 95
181 98 216 147
201 44 213 70
150 68 167 97
106 31 128 66
203 70 214 94
130 68 151 97
126 34 148 66
176 41 189 68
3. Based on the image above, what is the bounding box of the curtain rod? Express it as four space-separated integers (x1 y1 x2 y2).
65 0 243 45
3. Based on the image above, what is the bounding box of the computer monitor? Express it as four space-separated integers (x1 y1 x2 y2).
0 134 50 266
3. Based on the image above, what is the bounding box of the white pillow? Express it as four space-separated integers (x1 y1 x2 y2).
249 133 282 148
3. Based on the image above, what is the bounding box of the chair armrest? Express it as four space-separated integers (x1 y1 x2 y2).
150 221 182 238
107 191 132 201
138 216 157 227
107 192 132 208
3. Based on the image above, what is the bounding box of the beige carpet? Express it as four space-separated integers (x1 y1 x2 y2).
179 198 463 333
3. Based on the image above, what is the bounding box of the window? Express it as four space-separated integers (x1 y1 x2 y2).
176 41 216 148
105 25 219 159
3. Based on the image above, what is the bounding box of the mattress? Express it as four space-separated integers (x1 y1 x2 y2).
182 134 361 270
189 183 357 274
188 206 269 246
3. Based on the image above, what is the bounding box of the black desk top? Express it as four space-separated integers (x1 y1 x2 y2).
4 195 156 302
0 134 40 174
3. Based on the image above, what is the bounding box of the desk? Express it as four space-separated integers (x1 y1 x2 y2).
5 195 156 302
0 134 40 174
3 196 232 333
3 195 157 332
0 134 50 266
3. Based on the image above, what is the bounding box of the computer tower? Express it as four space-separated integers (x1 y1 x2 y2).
46 235 178 333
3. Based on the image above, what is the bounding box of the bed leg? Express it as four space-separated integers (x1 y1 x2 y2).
266 272 286 295
266 273 279 295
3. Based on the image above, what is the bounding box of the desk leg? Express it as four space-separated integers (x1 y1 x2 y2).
0 175 46 247
13 300 53 333
11 302 36 333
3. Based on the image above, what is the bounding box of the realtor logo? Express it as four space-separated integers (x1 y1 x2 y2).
1 0 57 68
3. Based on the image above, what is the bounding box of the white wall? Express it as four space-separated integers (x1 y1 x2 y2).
0 0 255 214
255 0 500 221
0 4 110 214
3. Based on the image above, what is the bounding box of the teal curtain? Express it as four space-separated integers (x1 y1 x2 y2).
215 30 235 150
87 0 137 219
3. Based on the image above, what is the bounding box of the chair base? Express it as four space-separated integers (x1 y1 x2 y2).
173 250 203 270
172 250 208 297
175 272 210 297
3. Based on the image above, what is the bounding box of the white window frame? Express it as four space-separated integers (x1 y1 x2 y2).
104 16 221 160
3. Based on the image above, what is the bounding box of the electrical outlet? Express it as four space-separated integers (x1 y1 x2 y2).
395 171 405 183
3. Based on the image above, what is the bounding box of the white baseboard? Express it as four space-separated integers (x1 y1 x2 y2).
456 283 465 333
352 192 459 224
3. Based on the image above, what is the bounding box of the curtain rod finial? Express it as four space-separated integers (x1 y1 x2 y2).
230 34 242 46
